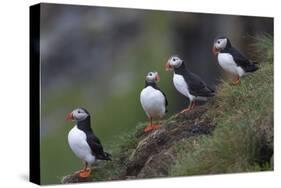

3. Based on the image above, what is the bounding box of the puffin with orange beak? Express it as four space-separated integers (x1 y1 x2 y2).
140 72 168 132
165 55 214 113
212 36 258 85
66 107 111 178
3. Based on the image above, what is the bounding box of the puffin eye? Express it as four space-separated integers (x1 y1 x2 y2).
173 58 176 61
149 73 152 76
77 111 81 113
217 41 221 44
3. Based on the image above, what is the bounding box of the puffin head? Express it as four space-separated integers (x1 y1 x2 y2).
66 107 90 122
212 36 231 55
145 71 160 83
165 55 183 71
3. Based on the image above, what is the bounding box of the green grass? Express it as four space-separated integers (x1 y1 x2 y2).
90 122 146 181
169 35 273 176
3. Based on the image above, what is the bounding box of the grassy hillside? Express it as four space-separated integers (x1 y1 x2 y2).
170 34 273 176
62 35 273 183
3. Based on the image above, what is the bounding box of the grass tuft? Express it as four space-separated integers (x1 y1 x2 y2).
90 122 145 181
169 34 273 176
250 34 273 64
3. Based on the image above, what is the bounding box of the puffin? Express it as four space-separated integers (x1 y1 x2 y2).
212 36 258 85
140 72 168 132
165 55 214 112
66 107 111 178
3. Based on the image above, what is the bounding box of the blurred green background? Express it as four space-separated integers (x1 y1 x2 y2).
39 3 273 184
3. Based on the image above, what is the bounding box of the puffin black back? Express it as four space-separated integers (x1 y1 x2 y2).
29 3 41 185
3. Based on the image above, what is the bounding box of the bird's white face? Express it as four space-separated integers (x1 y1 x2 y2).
66 108 89 122
213 38 227 54
165 56 183 71
146 72 160 83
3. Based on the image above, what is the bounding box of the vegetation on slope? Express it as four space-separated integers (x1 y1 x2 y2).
62 106 215 183
170 34 273 176
62 35 273 183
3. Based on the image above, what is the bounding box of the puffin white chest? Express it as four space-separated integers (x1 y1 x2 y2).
68 126 96 164
140 86 165 118
218 53 245 77
173 73 194 100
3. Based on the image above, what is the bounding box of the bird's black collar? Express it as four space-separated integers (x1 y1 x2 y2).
77 116 93 133
221 38 232 52
174 61 187 75
145 81 158 89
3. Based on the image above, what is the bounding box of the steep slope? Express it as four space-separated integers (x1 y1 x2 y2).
62 35 273 183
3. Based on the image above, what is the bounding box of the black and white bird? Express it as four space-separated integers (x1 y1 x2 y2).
66 107 111 177
140 72 168 132
165 55 214 112
213 36 258 85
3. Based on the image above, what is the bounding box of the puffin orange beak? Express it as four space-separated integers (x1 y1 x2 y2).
212 47 219 55
165 62 172 71
66 112 73 121
156 74 160 82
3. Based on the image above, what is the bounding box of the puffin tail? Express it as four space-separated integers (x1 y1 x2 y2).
207 86 216 96
103 152 112 161
245 62 259 72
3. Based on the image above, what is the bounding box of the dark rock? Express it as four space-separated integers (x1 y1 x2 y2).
125 105 215 178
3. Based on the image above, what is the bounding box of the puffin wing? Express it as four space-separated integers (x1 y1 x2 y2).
157 88 168 112
184 71 214 97
86 134 111 160
228 48 251 67
228 48 258 72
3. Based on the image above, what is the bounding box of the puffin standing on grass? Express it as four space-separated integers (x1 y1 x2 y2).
165 55 214 112
212 36 258 85
140 72 168 132
66 107 111 178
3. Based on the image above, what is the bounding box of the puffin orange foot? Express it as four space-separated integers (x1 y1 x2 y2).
181 101 195 113
144 125 153 132
79 168 91 178
144 124 160 132
150 124 160 130
180 108 191 113
231 77 241 85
